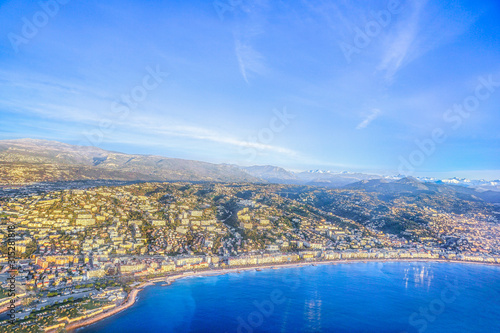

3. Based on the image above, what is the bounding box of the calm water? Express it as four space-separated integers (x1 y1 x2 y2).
82 262 500 333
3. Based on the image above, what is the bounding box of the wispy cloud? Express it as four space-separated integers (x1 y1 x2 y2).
377 0 476 82
0 68 298 158
300 0 357 41
356 108 381 130
377 0 428 81
231 1 269 83
235 39 266 83
126 119 298 156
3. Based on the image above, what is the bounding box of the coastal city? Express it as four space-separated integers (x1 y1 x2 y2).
1 181 499 332
2 0 500 331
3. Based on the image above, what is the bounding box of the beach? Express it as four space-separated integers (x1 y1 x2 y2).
62 257 499 332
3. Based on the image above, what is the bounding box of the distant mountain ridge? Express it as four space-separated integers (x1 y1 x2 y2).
0 139 260 184
344 177 500 203
242 165 297 183
244 165 500 192
241 165 384 187
1 139 499 203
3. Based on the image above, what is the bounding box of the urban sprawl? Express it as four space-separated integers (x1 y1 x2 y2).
1 181 499 332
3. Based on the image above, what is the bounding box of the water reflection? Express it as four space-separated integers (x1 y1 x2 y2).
402 264 435 290
304 290 322 331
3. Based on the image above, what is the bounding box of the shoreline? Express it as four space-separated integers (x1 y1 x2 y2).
65 258 500 332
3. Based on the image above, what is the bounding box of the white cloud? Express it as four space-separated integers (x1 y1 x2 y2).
234 39 266 83
356 108 381 129
377 0 475 82
232 1 269 83
0 68 298 158
126 119 298 156
377 0 428 81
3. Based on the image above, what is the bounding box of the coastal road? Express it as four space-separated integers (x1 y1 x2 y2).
36 290 93 310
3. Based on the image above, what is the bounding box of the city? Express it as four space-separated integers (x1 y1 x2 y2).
1 181 499 332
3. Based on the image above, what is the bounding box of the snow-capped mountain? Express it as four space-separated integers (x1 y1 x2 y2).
420 177 500 191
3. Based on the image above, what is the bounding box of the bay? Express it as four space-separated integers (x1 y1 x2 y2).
82 262 500 333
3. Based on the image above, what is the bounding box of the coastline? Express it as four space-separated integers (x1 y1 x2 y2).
65 258 500 332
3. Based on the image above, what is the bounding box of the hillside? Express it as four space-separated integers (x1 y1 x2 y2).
344 177 500 203
0 139 260 184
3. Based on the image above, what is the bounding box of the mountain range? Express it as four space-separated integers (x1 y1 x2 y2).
343 177 500 203
0 139 258 183
1 139 499 202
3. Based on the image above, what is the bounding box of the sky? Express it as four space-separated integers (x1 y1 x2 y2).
0 0 499 179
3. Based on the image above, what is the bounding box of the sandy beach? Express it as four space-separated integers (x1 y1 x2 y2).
64 258 499 332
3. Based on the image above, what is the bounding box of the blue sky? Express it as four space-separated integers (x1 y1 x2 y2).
0 0 499 179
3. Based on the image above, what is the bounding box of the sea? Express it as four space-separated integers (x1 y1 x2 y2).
82 262 500 332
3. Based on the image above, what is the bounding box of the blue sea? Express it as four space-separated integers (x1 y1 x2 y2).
82 262 500 332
